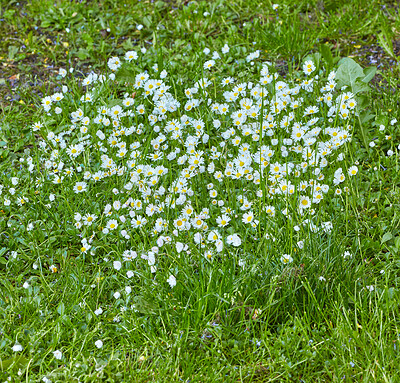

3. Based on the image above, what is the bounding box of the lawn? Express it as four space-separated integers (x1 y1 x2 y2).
1 0 400 381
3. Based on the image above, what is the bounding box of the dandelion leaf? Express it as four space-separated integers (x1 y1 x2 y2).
378 32 395 58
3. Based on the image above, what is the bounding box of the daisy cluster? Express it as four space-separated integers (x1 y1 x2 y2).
2 47 360 284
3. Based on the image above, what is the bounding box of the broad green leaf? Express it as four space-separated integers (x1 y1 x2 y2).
335 57 365 94
57 302 65 315
356 94 369 110
133 295 157 314
395 236 400 250
373 115 388 127
0 356 29 371
352 81 370 95
360 111 375 124
320 44 333 67
336 57 374 150
76 48 90 60
107 99 123 107
362 66 377 84
155 0 166 9
8 46 19 60
3 9 16 20
115 67 137 84
143 15 152 28
382 232 393 244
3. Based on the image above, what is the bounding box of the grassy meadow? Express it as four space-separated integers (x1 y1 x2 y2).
1 0 400 381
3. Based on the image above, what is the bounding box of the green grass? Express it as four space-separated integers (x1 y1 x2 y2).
1 0 400 382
